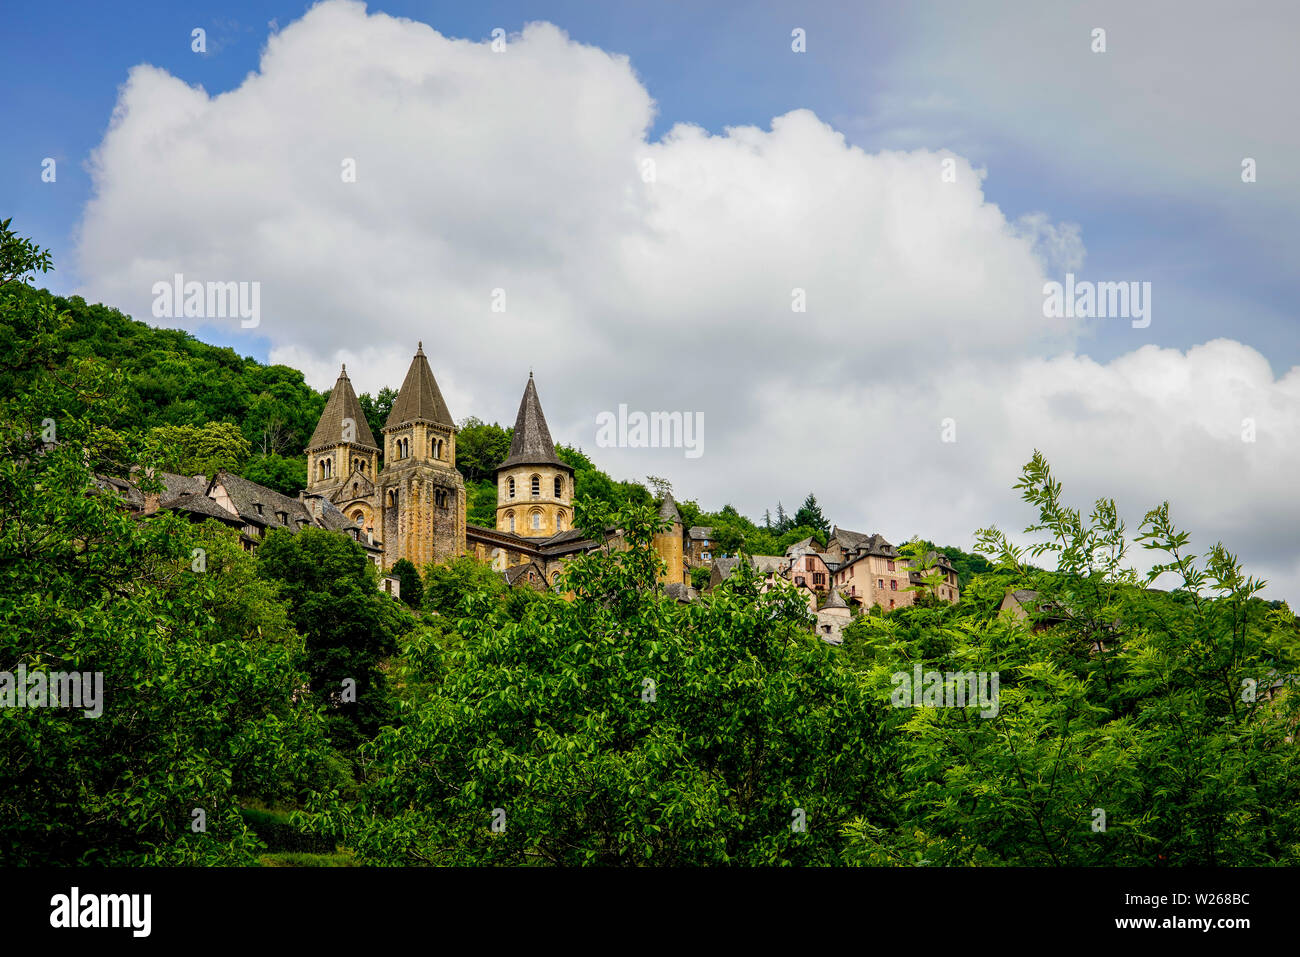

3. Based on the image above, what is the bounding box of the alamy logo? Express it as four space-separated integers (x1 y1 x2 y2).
890 664 1000 718
1042 272 1151 328
50 887 151 937
0 666 103 717
151 273 260 328
595 404 703 459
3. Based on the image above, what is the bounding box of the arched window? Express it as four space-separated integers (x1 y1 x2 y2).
531 511 541 530
554 475 563 497
531 474 540 497
351 510 364 524
557 512 565 532
508 477 515 498
506 511 515 533
387 489 398 507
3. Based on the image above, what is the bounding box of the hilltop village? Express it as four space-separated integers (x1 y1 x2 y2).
109 344 960 644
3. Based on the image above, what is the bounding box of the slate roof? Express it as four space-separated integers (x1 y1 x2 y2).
213 470 314 530
385 343 454 431
663 582 699 603
656 493 682 523
309 365 378 451
750 555 787 575
687 526 714 541
163 491 242 524
834 527 901 560
498 374 567 470
823 588 849 610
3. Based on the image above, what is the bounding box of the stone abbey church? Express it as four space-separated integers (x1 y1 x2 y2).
304 343 687 589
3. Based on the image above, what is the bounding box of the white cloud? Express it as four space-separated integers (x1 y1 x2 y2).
74 0 1300 601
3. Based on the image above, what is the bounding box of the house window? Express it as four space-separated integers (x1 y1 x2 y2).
813 573 824 585
877 579 884 588
889 599 895 609
887 560 895 571
795 576 805 586
890 579 898 591
805 558 815 572
702 552 711 561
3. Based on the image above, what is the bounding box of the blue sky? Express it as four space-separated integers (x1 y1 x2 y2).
4 1 1295 370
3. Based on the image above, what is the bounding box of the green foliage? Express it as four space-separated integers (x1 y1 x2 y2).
0 221 338 865
256 527 405 749
466 479 498 527
326 501 890 864
358 387 397 451
558 444 651 511
841 453 1300 866
422 555 508 618
456 417 512 483
794 493 831 538
689 565 711 591
143 421 252 477
242 452 308 497
390 558 424 609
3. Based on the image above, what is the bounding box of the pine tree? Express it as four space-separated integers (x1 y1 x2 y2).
794 493 830 538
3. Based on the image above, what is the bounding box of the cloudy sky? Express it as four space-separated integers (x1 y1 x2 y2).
3 0 1298 599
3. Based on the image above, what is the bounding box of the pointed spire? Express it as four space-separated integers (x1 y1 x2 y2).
499 375 567 470
657 492 681 523
385 344 454 430
824 588 848 610
308 364 378 451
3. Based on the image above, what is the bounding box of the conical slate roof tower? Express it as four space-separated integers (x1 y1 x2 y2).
499 373 566 470
309 365 378 451
385 341 454 430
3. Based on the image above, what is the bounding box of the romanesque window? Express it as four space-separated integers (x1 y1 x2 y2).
432 437 444 459
387 489 399 507
556 512 565 531
318 458 332 480
506 511 515 533
531 474 540 497
554 475 563 497
352 510 364 524
531 511 541 530
508 477 515 499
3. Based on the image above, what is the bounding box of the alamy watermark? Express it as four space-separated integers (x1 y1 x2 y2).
595 404 703 459
1042 272 1151 328
891 664 1000 718
0 665 103 717
151 273 260 328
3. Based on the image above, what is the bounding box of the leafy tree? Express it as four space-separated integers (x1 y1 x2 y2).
456 417 512 483
842 452 1300 865
144 421 252 476
358 387 397 451
0 220 337 864
325 501 891 864
390 558 424 609
242 452 308 497
256 527 405 750
422 555 509 618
